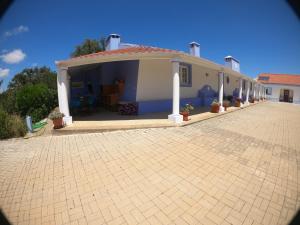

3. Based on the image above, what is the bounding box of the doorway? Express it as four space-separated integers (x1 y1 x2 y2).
283 90 289 102
280 89 293 103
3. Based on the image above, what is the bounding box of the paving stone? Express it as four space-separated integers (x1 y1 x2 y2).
0 102 299 225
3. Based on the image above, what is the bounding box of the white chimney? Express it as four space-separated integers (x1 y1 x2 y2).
105 34 121 51
224 56 240 72
189 42 200 57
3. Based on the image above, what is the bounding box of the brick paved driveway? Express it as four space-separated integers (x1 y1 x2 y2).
0 102 299 225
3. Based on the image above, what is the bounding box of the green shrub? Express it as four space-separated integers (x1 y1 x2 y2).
8 115 27 138
0 109 11 139
16 84 57 123
0 108 27 139
0 90 18 114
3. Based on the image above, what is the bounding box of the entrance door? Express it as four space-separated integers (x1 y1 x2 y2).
283 90 289 102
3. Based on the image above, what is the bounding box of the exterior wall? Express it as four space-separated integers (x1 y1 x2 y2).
136 59 222 114
136 59 220 101
223 74 239 97
136 59 172 101
264 84 300 104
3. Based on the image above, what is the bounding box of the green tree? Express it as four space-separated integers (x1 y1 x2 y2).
71 37 106 57
8 67 57 90
16 84 57 122
0 89 17 114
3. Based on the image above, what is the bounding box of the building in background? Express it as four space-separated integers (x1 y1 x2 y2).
258 73 300 104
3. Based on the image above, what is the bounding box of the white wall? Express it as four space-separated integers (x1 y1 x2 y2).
265 84 300 104
136 59 244 101
136 59 221 101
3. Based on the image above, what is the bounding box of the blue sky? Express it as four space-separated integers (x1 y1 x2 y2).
0 0 300 90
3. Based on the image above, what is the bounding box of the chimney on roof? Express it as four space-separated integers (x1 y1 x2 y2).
105 34 121 51
189 42 200 57
224 56 240 72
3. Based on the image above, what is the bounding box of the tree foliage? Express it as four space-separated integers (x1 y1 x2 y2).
71 37 106 57
8 66 57 90
0 66 59 138
16 84 58 123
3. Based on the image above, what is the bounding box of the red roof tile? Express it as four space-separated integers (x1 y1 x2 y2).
258 73 300 86
69 46 180 61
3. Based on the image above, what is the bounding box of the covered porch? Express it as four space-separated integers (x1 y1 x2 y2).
56 54 265 128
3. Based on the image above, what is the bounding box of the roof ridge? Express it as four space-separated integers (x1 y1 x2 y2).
259 73 300 76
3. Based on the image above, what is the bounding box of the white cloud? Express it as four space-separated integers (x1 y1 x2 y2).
31 63 38 67
0 68 10 78
1 49 26 64
3 25 29 37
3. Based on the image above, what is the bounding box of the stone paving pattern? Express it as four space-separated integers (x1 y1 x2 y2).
0 102 299 225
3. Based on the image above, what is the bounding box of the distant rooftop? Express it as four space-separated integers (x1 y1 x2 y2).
258 73 300 86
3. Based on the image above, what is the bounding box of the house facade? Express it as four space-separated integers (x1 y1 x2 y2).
56 34 266 125
258 73 300 104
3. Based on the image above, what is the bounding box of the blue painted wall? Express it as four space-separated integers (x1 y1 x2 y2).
138 97 202 114
138 85 218 114
69 60 139 107
101 60 139 101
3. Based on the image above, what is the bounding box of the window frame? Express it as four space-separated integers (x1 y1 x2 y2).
179 63 192 87
266 87 272 95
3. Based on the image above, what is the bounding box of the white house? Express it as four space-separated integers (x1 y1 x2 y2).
55 34 265 125
258 73 300 104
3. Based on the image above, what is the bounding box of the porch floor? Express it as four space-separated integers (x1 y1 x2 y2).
54 102 260 134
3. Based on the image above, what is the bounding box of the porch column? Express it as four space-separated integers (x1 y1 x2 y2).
253 83 256 100
258 84 261 100
238 78 243 99
218 72 224 112
168 58 183 123
57 67 72 125
245 80 250 105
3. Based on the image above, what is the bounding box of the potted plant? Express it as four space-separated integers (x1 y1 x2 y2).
180 103 194 121
249 98 255 103
223 100 230 111
211 100 220 113
235 98 242 107
49 111 64 129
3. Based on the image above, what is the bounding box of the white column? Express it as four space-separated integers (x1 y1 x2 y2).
245 80 250 105
168 59 183 123
264 87 266 99
253 83 256 100
258 84 261 100
238 78 243 99
57 67 72 125
218 72 224 112
67 75 71 102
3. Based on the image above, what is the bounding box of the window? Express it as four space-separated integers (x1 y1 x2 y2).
258 76 269 81
266 87 272 95
242 80 246 89
250 82 253 91
226 76 230 84
179 63 192 86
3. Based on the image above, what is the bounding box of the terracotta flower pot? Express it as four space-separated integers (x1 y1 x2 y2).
235 102 241 107
180 111 189 121
52 118 63 129
211 104 220 113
